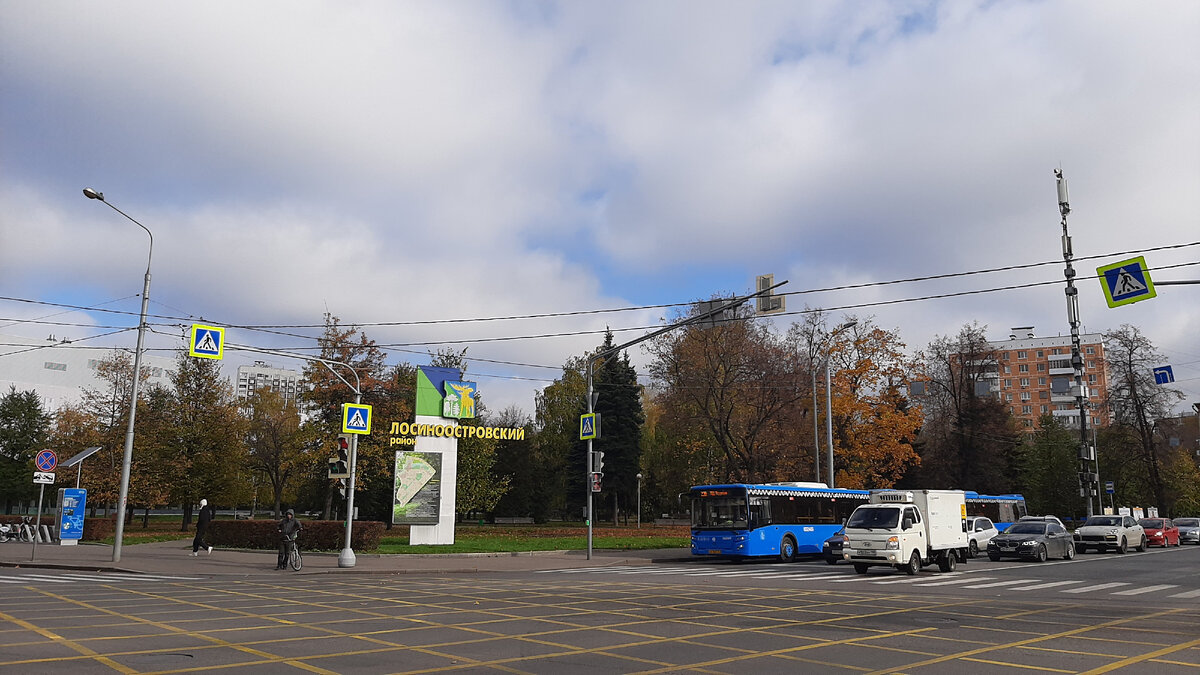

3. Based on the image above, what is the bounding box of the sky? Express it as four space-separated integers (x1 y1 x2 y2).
2 1 1198 419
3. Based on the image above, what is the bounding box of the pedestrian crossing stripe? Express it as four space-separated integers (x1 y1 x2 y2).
189 324 225 359
342 403 372 435
1097 256 1156 308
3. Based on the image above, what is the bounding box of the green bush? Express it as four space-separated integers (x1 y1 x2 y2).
207 519 384 551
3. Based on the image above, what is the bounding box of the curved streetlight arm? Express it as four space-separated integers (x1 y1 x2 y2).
82 189 152 564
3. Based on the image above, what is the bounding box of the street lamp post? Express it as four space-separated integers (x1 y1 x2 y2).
636 473 642 528
83 188 152 563
823 321 857 488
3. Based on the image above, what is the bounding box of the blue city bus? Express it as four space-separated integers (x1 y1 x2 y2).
690 482 1027 561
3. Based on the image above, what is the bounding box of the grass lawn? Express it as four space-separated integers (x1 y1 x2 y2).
377 523 689 554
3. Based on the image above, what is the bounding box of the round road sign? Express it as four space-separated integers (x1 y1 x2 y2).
36 449 58 472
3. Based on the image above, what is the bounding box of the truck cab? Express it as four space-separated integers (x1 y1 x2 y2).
842 490 968 575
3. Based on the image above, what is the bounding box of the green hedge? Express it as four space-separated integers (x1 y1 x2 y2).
207 520 384 551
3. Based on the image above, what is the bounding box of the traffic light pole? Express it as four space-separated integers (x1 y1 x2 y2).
583 280 786 559
225 343 364 566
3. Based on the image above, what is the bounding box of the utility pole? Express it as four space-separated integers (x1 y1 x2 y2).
1056 169 1096 518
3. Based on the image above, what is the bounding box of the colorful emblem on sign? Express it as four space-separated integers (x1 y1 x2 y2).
36 449 57 472
580 413 597 440
342 403 372 435
189 324 225 359
442 381 477 420
1096 257 1156 308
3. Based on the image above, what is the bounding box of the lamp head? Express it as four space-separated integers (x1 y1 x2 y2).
82 188 104 201
839 320 857 331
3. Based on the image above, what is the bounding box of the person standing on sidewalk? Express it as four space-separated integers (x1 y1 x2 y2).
192 499 214 556
276 509 301 570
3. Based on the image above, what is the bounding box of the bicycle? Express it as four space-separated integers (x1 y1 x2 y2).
0 517 34 543
283 534 302 571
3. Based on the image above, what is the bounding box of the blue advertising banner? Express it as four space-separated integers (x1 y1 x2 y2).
58 488 86 541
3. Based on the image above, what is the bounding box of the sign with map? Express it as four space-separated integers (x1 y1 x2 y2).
392 451 441 525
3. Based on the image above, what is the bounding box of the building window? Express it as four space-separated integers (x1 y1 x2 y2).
1024 419 1033 427
1037 350 1044 358
1037 363 1046 371
1041 405 1049 413
1039 377 1046 385
1020 392 1031 401
1004 379 1011 388
43 362 67 371
1005 393 1013 401
1022 405 1032 414
1086 346 1095 354
1020 378 1029 387
1001 352 1010 360
1004 366 1011 374
1087 361 1095 369
1089 374 1097 383
1018 364 1029 373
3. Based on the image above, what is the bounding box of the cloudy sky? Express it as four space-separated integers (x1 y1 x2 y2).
2 1 1198 417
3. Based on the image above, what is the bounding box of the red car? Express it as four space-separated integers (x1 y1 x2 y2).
1138 518 1180 547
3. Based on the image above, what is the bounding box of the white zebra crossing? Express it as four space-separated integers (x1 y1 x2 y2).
534 566 1200 599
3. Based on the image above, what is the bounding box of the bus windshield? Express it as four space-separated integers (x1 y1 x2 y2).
692 496 748 529
846 506 900 530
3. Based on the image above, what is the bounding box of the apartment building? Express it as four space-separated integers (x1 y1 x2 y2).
986 326 1109 431
236 361 302 403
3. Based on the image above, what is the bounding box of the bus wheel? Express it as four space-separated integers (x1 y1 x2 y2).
779 536 797 563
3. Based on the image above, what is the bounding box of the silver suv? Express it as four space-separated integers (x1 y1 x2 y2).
1073 514 1146 554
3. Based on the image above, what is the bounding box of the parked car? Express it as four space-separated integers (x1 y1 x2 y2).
1073 515 1147 554
966 516 999 558
1139 518 1180 547
987 520 1076 562
1176 518 1200 545
1018 515 1067 530
822 527 846 564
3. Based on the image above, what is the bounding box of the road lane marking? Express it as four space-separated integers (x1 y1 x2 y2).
913 577 996 587
872 574 962 585
961 579 1037 589
1111 584 1178 596
1167 588 1200 599
1061 582 1130 594
1008 580 1085 591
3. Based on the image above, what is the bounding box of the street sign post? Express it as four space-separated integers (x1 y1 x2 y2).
1097 256 1156 308
189 324 225 359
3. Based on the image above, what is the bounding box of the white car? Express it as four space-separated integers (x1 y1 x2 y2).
966 516 998 558
1073 514 1147 554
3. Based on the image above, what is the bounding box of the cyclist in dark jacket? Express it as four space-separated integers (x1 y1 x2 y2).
277 509 302 570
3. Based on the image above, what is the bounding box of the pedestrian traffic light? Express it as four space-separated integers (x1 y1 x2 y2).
328 435 350 479
592 450 604 475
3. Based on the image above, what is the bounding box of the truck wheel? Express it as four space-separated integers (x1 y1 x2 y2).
937 552 957 572
968 540 978 558
1116 537 1127 554
1035 544 1048 562
779 536 797 563
903 550 921 575
853 563 869 575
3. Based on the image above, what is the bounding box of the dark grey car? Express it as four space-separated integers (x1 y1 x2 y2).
987 521 1076 562
1177 518 1200 545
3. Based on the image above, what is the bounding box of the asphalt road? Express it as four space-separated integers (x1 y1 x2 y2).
1 544 1198 673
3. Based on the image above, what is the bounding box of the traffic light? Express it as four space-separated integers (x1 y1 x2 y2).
328 435 350 479
592 450 604 475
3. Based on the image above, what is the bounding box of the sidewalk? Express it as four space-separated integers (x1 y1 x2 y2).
0 539 692 576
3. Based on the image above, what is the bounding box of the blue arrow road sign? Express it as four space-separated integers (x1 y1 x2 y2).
1153 366 1175 384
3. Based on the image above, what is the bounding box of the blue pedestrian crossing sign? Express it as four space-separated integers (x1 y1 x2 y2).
580 413 597 441
342 403 372 435
189 324 225 360
1096 256 1156 308
1153 365 1175 384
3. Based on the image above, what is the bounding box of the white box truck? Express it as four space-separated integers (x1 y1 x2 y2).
841 489 968 575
